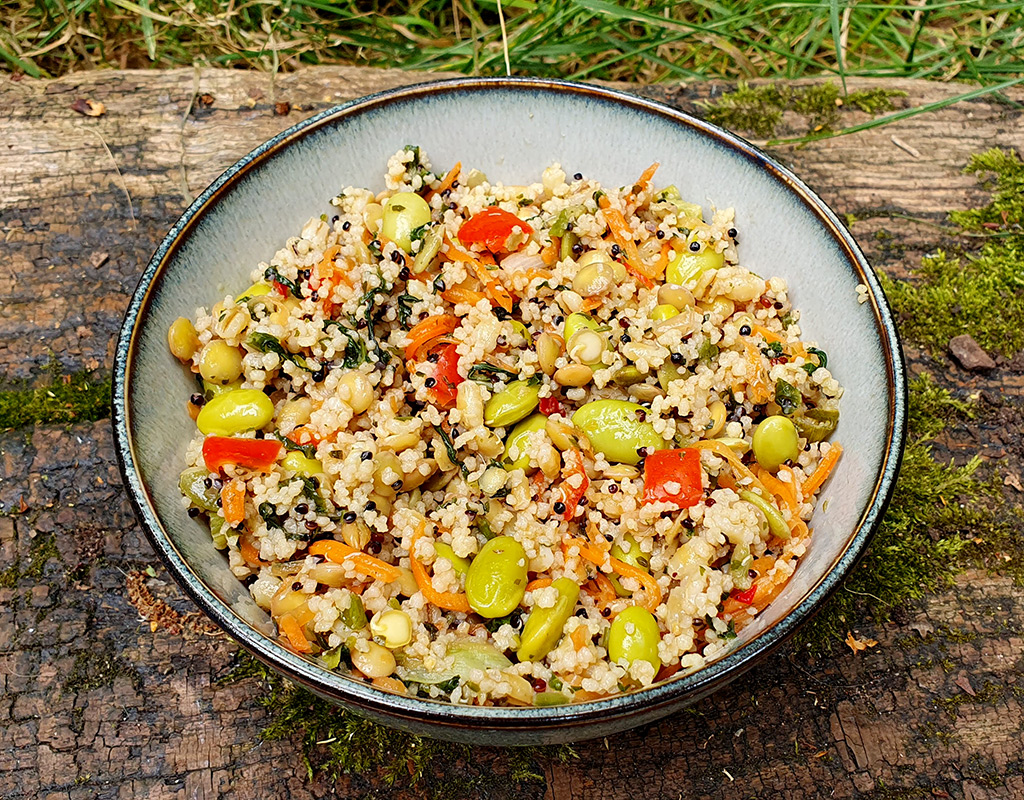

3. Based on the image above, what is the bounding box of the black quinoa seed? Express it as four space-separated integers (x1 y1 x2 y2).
574 172 583 180
295 503 309 515
689 241 701 252
620 334 631 343
343 511 357 523
611 244 621 257
727 227 737 238
553 501 567 515
575 608 589 618
356 319 367 329
427 352 440 362
670 352 684 365
705 497 716 507
187 507 199 517
609 484 619 493
312 368 327 382
305 520 319 531
554 315 564 326
331 215 340 224
399 267 411 280
254 430 265 439
190 393 205 406
451 181 460 189
656 230 665 239
390 251 403 264
292 582 303 591
342 220 351 231
571 243 583 257
601 607 612 617
361 451 373 460
739 324 752 336
774 302 784 310
365 501 377 512
425 377 437 388
619 317 631 328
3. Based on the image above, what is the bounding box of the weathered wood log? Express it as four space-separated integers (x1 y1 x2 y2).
1 66 1022 800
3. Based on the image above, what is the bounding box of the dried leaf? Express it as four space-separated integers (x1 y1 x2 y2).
954 674 976 696
198 93 215 107
274 101 291 116
71 98 106 117
845 631 878 654
1004 471 1023 492
90 252 109 268
17 496 29 513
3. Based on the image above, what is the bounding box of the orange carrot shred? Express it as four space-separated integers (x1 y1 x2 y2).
431 161 461 198
541 241 558 266
308 540 402 584
526 577 553 592
221 480 245 527
409 529 472 613
570 626 589 651
279 614 313 653
404 314 459 360
574 539 661 612
801 443 843 501
598 194 652 286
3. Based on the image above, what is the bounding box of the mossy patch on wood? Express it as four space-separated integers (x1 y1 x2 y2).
63 647 142 694
0 531 62 588
0 371 111 431
879 148 1024 357
702 81 905 138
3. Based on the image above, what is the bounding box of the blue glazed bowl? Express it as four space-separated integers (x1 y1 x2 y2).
113 77 906 745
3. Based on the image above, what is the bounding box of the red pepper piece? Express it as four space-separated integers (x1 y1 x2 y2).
428 343 464 409
731 585 757 606
271 280 290 297
457 207 534 253
641 448 703 508
203 436 282 473
552 448 589 521
538 396 563 416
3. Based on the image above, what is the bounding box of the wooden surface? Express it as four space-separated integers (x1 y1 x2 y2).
1 66 1023 799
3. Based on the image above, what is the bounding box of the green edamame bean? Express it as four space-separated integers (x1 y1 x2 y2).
503 414 547 472
203 379 242 399
607 605 662 672
651 304 679 322
484 380 540 427
534 691 570 706
236 282 272 302
562 312 598 345
382 192 432 252
612 365 645 387
433 542 471 575
666 245 725 285
609 535 649 598
179 466 219 512
657 362 683 392
281 450 323 476
517 577 580 662
199 340 244 385
196 388 274 436
209 515 228 550
572 400 666 465
751 415 800 471
738 490 791 540
340 594 368 630
465 536 528 618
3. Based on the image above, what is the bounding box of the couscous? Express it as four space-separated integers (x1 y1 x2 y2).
168 148 843 706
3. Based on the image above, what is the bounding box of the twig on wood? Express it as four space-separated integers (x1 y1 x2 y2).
83 128 136 231
178 64 201 203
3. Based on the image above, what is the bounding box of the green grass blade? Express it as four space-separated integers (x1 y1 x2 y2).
830 0 847 93
139 0 156 61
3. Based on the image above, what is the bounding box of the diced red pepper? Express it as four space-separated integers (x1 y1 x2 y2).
552 448 589 521
203 436 282 473
538 397 564 416
457 207 534 253
271 280 290 297
428 343 464 409
731 585 757 606
642 448 703 508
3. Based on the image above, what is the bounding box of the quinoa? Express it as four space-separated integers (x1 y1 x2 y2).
171 149 844 707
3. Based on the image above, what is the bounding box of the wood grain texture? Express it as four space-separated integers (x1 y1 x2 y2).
1 66 1023 800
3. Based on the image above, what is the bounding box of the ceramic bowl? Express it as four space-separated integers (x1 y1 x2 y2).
113 77 906 745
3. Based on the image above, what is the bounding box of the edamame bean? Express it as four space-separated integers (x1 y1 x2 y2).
340 520 372 550
484 380 540 427
666 244 725 285
168 317 199 362
651 304 679 322
657 283 695 310
567 330 606 366
572 260 616 297
572 400 666 465
657 362 682 392
517 577 580 662
503 414 547 472
198 340 244 385
535 333 562 376
338 371 373 415
553 364 593 387
236 282 272 302
607 605 662 672
751 415 800 471
370 608 413 648
382 192 432 252
478 465 509 496
464 536 528 618
433 542 471 575
281 450 323 475
562 312 598 345
612 365 646 387
793 408 840 443
196 388 274 436
609 535 650 597
738 489 791 540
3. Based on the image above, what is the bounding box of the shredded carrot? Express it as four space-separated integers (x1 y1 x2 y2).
650 240 672 280
590 572 618 608
570 626 589 651
442 285 488 306
743 342 773 404
220 479 246 527
404 314 459 360
279 613 313 653
308 540 402 584
756 467 798 514
581 296 603 312
541 240 558 266
628 162 660 202
469 255 514 312
526 577 552 592
240 532 262 567
522 267 553 283
689 440 770 496
802 443 843 501
574 540 662 612
408 530 472 613
598 195 651 286
751 323 785 345
429 161 461 199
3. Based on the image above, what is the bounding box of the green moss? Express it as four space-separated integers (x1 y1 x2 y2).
907 372 974 437
221 652 575 796
702 81 904 137
63 648 141 694
0 532 62 588
0 371 111 431
879 148 1024 356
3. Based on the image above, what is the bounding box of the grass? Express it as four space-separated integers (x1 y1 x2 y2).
2 0 1023 84
0 371 111 431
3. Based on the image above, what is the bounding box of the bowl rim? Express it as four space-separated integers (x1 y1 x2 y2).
113 75 907 732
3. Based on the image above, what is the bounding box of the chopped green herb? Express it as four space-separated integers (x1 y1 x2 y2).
774 378 801 415
248 332 313 371
295 475 328 514
274 435 318 460
431 424 467 477
259 501 287 530
468 363 520 383
396 293 418 327
263 266 303 299
719 620 738 640
698 340 720 363
802 347 828 375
